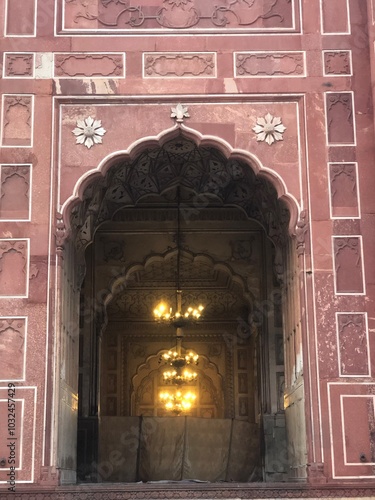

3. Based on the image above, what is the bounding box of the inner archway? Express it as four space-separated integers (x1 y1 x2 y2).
57 134 307 484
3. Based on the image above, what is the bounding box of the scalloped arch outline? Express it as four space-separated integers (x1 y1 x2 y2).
104 247 254 311
61 123 301 235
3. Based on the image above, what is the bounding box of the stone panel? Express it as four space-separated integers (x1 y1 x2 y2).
0 387 36 483
1 95 33 147
143 53 216 78
0 240 29 297
61 0 299 33
3 53 34 78
336 313 369 377
0 318 26 381
235 52 305 77
5 0 36 35
0 165 31 220
328 383 375 478
54 53 125 78
326 93 355 145
321 0 350 34
329 163 359 218
333 237 364 294
323 51 352 76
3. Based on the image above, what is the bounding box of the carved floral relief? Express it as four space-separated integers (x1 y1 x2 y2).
63 0 296 32
253 113 286 145
72 116 106 148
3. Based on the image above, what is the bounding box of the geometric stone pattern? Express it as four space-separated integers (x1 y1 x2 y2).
336 313 370 377
3 53 34 78
235 52 305 77
143 53 216 78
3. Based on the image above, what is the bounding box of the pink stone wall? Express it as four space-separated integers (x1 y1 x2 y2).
1 0 375 492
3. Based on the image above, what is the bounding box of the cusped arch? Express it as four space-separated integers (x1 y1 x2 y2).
61 125 300 240
131 351 225 417
103 247 256 325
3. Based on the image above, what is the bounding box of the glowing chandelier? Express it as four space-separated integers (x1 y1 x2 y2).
159 390 197 415
154 187 204 414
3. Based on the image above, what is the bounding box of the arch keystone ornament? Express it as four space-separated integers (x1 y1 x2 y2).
253 112 286 145
171 103 190 124
72 116 106 149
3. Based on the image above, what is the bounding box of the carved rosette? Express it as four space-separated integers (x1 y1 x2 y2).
253 113 286 145
72 116 106 149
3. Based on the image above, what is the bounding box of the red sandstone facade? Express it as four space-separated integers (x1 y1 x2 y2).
1 0 375 498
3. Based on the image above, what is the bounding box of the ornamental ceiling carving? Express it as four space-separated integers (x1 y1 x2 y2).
70 137 290 252
63 0 296 33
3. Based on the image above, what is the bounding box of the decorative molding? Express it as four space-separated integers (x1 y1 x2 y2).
72 116 106 149
54 53 125 78
295 210 308 256
253 113 286 145
55 212 68 255
235 52 305 77
144 53 215 78
62 0 298 33
1 483 371 498
4 53 34 78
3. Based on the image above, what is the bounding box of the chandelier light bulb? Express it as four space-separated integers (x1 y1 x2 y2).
159 389 197 415
153 299 204 324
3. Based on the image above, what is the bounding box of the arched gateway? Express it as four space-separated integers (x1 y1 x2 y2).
55 129 307 484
